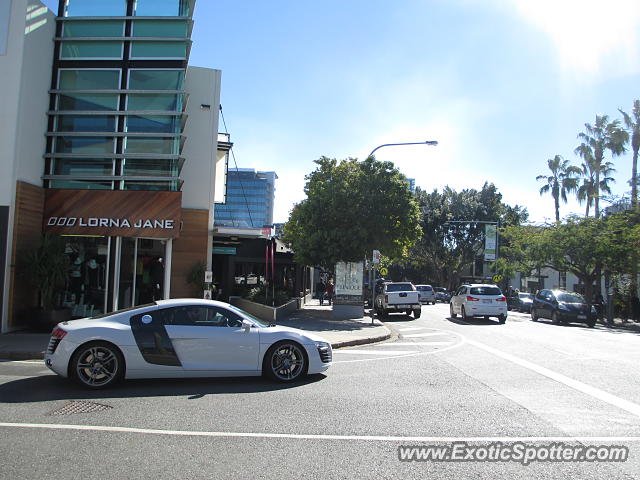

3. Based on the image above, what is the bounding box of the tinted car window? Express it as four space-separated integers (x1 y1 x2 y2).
417 285 433 291
518 293 533 299
469 287 502 295
386 283 414 292
165 306 243 327
557 292 585 303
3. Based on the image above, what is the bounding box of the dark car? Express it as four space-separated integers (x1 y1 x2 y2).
434 287 450 303
531 289 597 327
507 292 534 313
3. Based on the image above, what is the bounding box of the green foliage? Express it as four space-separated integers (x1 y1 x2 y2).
18 234 69 310
283 156 422 268
401 183 528 288
536 155 581 222
186 260 208 296
243 286 290 307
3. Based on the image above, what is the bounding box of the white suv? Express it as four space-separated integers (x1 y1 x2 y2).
449 284 507 324
415 284 436 304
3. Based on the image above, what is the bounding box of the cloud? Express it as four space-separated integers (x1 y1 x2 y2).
505 0 640 77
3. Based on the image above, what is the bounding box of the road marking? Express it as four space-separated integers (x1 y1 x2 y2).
337 349 418 355
0 360 42 364
466 338 640 419
403 332 450 338
378 342 453 346
1 423 640 443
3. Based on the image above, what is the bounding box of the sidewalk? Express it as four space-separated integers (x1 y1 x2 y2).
0 301 391 360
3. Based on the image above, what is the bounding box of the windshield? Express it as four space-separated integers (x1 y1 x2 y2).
226 304 271 327
469 287 502 296
417 285 432 291
519 293 533 300
386 283 415 292
557 292 585 304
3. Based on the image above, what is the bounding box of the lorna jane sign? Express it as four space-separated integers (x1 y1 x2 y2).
44 190 182 238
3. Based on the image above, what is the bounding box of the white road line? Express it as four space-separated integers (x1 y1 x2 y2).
1 423 640 443
337 350 418 355
396 327 424 332
0 360 43 364
403 332 450 338
378 342 453 347
466 338 640 419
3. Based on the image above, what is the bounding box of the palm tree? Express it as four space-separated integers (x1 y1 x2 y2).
575 115 628 217
619 100 640 208
536 155 581 221
576 154 616 217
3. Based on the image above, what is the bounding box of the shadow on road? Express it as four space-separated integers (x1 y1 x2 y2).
0 373 327 404
446 316 501 326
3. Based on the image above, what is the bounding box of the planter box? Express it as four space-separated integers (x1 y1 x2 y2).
229 297 300 322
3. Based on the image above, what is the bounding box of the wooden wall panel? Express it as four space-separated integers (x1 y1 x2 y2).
171 209 209 298
10 182 45 329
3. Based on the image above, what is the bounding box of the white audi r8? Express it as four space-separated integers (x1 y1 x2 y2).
44 299 332 389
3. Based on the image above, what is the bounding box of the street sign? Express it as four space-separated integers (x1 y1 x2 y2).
380 267 388 276
205 271 213 283
372 250 381 264
492 274 502 283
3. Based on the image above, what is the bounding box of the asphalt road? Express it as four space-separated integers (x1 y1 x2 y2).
1 304 639 479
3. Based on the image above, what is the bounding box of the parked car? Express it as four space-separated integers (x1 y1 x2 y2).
449 284 507 323
374 282 421 319
507 292 534 313
434 287 451 303
416 284 437 304
531 289 596 327
44 299 332 389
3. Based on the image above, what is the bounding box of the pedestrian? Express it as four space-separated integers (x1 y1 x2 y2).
317 279 326 305
594 292 604 321
632 295 640 322
325 279 335 306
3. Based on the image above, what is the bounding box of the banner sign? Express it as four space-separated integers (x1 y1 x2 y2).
484 224 497 261
44 189 182 238
335 261 364 297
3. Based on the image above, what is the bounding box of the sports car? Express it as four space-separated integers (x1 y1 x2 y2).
44 298 332 389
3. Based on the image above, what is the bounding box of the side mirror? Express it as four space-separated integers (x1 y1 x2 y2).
241 319 253 331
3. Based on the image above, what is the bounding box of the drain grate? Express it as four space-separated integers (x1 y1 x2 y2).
48 400 113 416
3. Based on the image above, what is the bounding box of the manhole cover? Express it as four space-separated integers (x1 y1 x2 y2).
48 400 113 416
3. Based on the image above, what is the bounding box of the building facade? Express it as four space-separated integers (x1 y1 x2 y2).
214 168 277 229
1 0 227 332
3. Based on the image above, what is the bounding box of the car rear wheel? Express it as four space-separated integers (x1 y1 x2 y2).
531 309 538 321
586 318 596 328
462 306 471 321
450 303 457 318
70 341 124 389
263 341 307 382
498 314 506 324
413 309 421 319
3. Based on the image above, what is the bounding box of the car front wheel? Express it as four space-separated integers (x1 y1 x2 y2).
552 311 561 325
450 303 457 318
263 341 308 382
531 309 538 321
70 341 124 389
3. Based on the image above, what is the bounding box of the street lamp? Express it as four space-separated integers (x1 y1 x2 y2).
367 139 439 319
368 140 438 158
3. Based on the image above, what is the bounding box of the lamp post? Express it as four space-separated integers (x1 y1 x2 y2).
367 140 439 320
368 140 438 158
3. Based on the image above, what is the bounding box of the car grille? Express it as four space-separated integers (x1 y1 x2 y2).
47 336 62 355
318 345 332 363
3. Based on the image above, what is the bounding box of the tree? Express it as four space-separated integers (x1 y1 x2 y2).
283 156 422 269
618 100 640 209
576 154 616 217
575 115 628 218
536 155 581 221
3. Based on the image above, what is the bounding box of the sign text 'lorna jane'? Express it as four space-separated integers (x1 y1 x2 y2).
44 190 182 238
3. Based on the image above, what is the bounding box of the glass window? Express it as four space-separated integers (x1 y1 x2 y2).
124 137 179 154
55 136 114 154
122 158 182 177
128 70 184 90
58 93 119 111
57 115 116 132
385 283 415 292
165 306 242 327
557 292 585 304
134 0 190 16
61 41 123 59
127 93 181 111
64 0 127 17
49 180 113 189
59 70 120 90
123 180 181 191
130 41 187 59
53 158 114 175
469 286 502 295
132 20 188 37
125 115 179 133
62 20 124 37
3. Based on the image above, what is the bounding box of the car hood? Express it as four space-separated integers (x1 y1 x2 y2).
262 325 330 344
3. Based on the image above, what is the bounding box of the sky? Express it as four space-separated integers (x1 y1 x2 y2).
43 0 640 224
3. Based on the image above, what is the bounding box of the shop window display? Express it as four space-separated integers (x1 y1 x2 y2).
63 238 109 317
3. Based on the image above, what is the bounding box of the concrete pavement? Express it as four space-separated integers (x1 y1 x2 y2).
0 301 391 360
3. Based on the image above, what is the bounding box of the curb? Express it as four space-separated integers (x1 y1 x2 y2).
331 331 392 349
